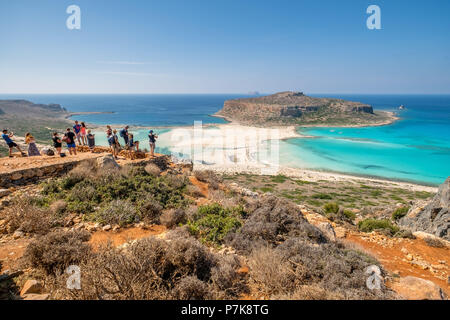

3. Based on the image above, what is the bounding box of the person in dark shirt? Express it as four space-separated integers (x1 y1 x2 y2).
52 132 62 155
127 133 140 159
119 126 129 145
148 130 158 157
87 130 95 152
64 128 77 156
2 129 26 157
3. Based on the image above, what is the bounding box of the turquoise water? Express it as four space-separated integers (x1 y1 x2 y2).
280 95 450 186
0 94 448 185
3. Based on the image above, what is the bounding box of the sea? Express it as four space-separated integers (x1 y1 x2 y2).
0 93 449 186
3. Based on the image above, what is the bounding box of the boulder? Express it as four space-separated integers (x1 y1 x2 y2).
10 173 22 181
316 222 336 242
0 188 11 198
399 177 450 240
391 276 447 300
96 154 119 170
20 280 43 296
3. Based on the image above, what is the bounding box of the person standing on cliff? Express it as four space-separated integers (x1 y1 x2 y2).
63 128 77 156
73 120 82 145
148 130 158 157
52 132 62 155
2 129 26 157
119 126 129 145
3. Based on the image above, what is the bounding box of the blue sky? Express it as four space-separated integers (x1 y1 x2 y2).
1 0 449 94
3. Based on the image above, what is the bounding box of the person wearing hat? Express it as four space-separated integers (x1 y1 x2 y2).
148 130 158 157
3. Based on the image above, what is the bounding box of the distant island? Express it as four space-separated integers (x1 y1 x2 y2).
215 91 397 127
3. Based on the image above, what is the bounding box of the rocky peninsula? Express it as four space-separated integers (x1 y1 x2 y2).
215 91 397 127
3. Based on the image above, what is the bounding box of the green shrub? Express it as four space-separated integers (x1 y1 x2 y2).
90 200 139 226
271 175 288 183
323 202 339 214
358 219 399 235
342 209 356 221
392 207 409 220
312 193 332 200
187 203 245 246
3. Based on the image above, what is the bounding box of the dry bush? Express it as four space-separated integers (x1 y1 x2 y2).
22 229 91 275
424 237 445 248
165 173 188 189
247 246 295 297
186 184 204 198
138 197 163 223
209 189 244 208
247 238 396 300
194 170 222 189
271 285 345 300
144 163 161 177
0 197 56 235
50 200 68 216
160 209 187 228
94 200 138 226
227 196 326 254
69 160 97 180
172 276 211 300
51 233 245 300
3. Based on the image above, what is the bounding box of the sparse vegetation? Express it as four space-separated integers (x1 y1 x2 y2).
38 164 190 226
22 230 91 275
48 231 245 300
187 203 245 246
358 218 400 236
424 237 445 248
392 207 409 220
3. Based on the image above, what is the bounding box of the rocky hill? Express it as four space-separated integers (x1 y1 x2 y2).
215 91 395 126
0 100 67 119
400 177 450 240
0 100 71 154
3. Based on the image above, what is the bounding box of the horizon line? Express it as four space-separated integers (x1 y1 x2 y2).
1 92 450 95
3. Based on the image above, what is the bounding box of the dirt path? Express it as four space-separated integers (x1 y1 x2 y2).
0 238 30 273
0 152 109 173
89 225 167 250
344 232 449 295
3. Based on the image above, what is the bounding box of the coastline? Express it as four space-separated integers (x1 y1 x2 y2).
62 108 444 190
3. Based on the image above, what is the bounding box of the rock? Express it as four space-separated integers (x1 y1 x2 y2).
334 226 347 239
316 222 336 242
0 188 11 198
391 276 447 300
406 254 413 261
97 155 119 169
10 173 22 181
13 230 24 239
22 293 49 300
20 280 43 296
399 177 450 240
102 224 112 231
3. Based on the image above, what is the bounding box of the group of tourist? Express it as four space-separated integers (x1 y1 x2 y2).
105 125 158 159
2 120 158 159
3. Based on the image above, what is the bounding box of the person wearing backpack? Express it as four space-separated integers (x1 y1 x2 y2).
108 129 121 159
119 126 129 145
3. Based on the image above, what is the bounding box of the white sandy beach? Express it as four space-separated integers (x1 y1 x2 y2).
88 120 438 193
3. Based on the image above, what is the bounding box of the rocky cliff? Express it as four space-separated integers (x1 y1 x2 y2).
215 91 393 126
399 177 450 240
0 100 67 118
